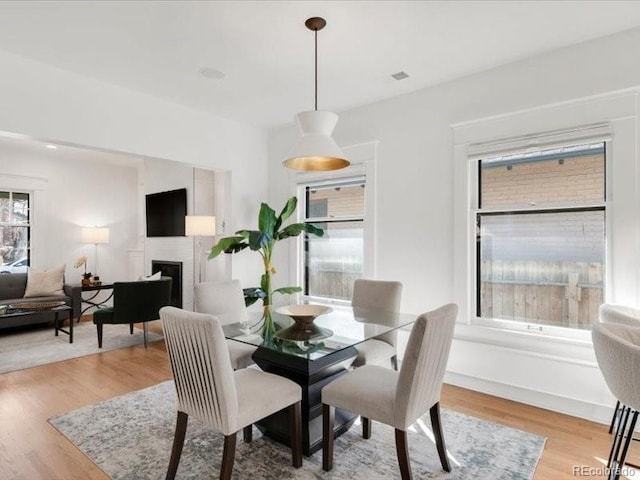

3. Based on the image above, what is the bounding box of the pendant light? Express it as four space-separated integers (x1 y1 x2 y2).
283 17 350 171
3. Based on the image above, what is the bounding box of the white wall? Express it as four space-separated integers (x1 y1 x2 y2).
268 27 640 422
0 48 268 291
0 144 139 283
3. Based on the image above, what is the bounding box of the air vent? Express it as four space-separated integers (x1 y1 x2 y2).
198 67 225 80
391 71 409 81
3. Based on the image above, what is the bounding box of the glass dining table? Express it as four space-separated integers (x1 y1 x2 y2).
222 305 417 456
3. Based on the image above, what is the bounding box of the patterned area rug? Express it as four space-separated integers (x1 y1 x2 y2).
0 322 163 374
50 381 546 480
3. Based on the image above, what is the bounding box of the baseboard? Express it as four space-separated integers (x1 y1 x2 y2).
444 371 614 425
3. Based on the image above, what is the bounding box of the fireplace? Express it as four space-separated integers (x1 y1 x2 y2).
151 260 182 308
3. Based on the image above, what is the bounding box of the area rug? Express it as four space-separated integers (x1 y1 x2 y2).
50 381 546 480
0 322 163 374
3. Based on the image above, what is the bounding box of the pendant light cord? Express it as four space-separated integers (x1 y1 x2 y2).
314 28 318 111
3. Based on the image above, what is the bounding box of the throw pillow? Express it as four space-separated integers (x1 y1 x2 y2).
137 271 162 281
24 264 65 297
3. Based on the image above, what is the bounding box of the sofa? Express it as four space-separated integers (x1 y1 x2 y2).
0 273 81 329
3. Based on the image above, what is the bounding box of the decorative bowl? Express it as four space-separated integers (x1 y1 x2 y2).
274 304 333 341
9 300 66 311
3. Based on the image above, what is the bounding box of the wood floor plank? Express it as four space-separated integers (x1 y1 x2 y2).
0 322 618 479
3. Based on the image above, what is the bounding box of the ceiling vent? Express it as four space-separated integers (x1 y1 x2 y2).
391 71 409 81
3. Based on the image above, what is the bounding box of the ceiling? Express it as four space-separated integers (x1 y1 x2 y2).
0 133 142 166
0 1 640 130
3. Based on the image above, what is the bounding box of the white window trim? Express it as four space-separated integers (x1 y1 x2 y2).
0 174 47 268
288 141 378 306
452 89 639 356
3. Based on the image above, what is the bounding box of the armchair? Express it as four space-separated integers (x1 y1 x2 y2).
92 277 172 348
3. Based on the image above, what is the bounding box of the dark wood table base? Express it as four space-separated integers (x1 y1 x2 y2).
252 345 358 456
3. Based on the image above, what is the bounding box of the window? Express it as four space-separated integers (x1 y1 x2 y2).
300 178 365 301
476 142 605 330
0 190 30 273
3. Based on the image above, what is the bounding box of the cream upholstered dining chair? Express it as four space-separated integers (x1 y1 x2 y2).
351 279 403 370
592 321 640 479
322 303 458 480
194 280 256 370
160 307 303 480
599 304 640 434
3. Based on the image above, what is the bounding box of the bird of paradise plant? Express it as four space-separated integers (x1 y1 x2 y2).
208 197 323 341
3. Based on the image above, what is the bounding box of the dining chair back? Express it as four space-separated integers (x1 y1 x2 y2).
162 307 238 434
194 279 248 326
592 321 640 479
600 303 640 327
322 303 458 480
351 279 403 369
599 303 640 435
193 279 256 370
395 303 458 429
161 306 303 480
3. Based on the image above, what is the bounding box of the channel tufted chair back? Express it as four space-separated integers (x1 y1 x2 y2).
160 306 303 480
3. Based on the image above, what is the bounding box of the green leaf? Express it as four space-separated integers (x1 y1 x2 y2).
273 286 302 296
235 230 251 239
258 202 277 236
243 287 266 307
225 243 250 254
275 197 298 232
208 236 246 258
248 231 272 251
277 223 325 240
244 296 260 307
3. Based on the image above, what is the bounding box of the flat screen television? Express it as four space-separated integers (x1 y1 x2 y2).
145 188 187 237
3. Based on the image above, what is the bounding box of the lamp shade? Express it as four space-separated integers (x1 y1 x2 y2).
185 215 216 236
283 111 350 171
81 227 110 244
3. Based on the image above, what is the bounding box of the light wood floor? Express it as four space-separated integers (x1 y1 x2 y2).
0 320 625 479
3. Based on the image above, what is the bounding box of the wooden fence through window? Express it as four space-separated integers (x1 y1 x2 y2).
480 260 603 329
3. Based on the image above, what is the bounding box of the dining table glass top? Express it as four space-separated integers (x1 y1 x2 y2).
222 305 417 361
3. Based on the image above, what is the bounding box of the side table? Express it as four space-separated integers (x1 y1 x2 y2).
80 283 115 319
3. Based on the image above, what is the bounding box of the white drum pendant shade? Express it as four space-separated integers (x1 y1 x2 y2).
283 110 349 171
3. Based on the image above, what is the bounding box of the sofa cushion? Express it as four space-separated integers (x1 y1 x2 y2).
0 273 28 301
24 264 65 297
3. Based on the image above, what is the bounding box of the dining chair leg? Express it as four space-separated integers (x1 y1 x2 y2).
395 429 413 480
391 354 398 371
429 402 451 472
609 405 630 469
130 322 134 334
362 417 372 439
616 409 639 480
220 432 237 480
243 425 252 443
165 411 188 480
96 323 103 348
609 400 621 434
323 404 335 472
143 322 148 348
289 401 302 468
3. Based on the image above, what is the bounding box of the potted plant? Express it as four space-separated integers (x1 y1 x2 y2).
208 197 323 341
74 256 92 287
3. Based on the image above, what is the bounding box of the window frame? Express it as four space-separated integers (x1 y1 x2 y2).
0 189 32 269
299 176 366 304
467 137 612 342
289 142 377 307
